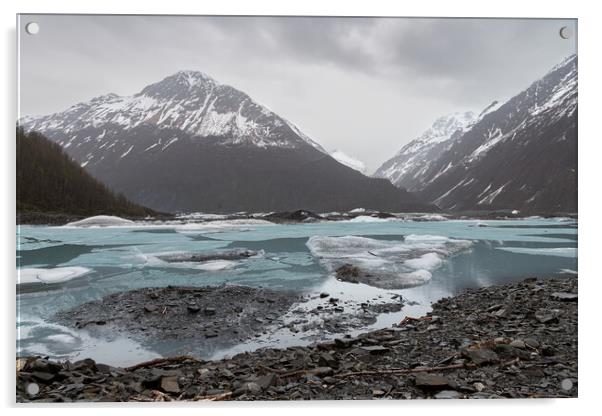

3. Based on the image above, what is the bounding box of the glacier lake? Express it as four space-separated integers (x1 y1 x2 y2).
16 216 577 366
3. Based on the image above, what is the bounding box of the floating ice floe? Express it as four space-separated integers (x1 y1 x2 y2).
306 234 472 289
65 215 135 227
18 266 92 284
157 249 260 263
143 249 263 271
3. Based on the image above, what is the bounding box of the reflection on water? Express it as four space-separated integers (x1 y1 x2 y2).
16 217 577 365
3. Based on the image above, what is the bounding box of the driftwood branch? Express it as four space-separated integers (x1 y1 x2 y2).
334 362 476 378
335 357 521 379
192 391 233 401
125 355 202 372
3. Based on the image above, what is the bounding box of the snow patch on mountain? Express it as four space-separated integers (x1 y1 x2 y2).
330 150 366 173
373 111 476 189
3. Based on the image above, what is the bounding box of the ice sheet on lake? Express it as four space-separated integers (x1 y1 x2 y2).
174 219 274 234
65 215 135 227
495 247 577 258
347 216 392 223
306 234 472 289
18 266 92 284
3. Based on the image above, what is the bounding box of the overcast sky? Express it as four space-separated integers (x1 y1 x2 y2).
18 15 576 172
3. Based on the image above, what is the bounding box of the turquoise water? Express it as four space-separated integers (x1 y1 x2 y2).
16 217 577 365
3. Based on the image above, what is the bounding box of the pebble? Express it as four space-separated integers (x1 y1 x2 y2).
551 292 578 302
462 348 499 365
473 382 485 392
414 373 452 389
509 340 526 349
434 390 461 399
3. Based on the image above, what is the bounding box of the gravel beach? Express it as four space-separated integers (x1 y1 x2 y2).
16 276 577 402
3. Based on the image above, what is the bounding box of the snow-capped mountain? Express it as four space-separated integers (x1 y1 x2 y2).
330 150 367 174
373 111 476 190
20 71 434 214
22 70 326 153
376 54 577 214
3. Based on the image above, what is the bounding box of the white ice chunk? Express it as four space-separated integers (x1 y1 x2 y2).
65 215 135 227
195 260 238 271
18 267 92 284
404 252 444 270
347 216 391 223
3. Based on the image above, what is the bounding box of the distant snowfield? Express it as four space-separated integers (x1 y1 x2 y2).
330 150 367 174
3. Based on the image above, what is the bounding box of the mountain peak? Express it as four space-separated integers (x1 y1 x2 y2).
373 110 476 190
19 69 329 153
139 70 218 100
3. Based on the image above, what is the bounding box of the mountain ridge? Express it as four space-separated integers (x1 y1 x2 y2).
20 70 435 214
375 54 577 214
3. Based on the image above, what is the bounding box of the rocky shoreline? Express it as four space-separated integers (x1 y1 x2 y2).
16 276 577 402
17 207 577 226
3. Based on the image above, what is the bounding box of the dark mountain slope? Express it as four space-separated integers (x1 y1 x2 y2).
375 55 577 214
20 71 435 214
16 128 157 222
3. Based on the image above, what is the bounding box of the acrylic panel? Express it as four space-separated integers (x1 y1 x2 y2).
16 14 577 402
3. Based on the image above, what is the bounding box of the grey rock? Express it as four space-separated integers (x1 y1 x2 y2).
509 340 526 349
256 373 276 389
160 376 180 394
434 390 461 399
523 338 540 349
360 345 390 355
187 304 201 313
462 348 499 365
318 352 338 367
233 382 261 397
414 373 452 390
535 309 559 324
144 304 158 313
551 292 578 302
494 344 532 360
31 372 56 382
